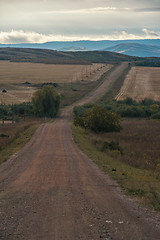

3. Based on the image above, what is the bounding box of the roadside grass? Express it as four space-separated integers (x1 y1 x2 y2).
58 80 101 107
99 64 130 102
59 64 116 107
0 119 42 165
94 119 160 171
72 121 160 211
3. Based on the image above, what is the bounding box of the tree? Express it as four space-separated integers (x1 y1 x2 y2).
32 85 60 117
74 105 122 133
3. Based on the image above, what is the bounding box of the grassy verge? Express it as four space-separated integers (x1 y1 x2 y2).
58 65 116 107
99 64 130 102
0 120 41 165
59 80 101 107
72 123 160 211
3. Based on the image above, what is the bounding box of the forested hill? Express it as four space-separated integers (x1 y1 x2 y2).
0 47 137 64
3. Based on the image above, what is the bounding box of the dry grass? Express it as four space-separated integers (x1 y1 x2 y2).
0 61 112 104
72 120 160 210
0 118 42 150
116 67 160 101
0 118 43 164
91 119 160 170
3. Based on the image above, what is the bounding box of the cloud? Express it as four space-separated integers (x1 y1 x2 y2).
142 28 160 37
44 6 160 14
134 7 160 12
0 29 160 44
44 7 131 14
0 30 59 44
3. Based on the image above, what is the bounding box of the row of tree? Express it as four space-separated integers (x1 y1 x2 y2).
74 97 160 120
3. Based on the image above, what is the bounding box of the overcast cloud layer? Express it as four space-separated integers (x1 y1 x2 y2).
0 0 160 43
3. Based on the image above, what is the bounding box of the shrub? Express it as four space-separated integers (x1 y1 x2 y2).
151 112 160 119
101 140 123 154
141 98 155 106
119 106 147 118
73 104 94 117
32 85 60 118
123 97 136 105
74 105 122 133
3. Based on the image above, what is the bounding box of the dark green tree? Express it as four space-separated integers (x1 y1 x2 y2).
32 85 60 117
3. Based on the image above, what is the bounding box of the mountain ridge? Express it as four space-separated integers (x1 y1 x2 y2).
104 42 160 57
0 39 160 57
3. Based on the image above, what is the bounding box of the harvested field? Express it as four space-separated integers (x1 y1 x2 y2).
116 67 160 101
0 61 112 104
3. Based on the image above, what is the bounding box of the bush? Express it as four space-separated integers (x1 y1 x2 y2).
73 104 94 117
119 106 147 118
74 105 122 133
123 97 136 105
101 140 123 154
32 85 60 118
141 98 155 106
12 102 33 116
151 112 160 119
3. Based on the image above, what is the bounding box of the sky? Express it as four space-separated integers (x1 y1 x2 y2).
0 0 160 43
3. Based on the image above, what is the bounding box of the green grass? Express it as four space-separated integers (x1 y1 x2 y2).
0 123 40 164
72 124 160 211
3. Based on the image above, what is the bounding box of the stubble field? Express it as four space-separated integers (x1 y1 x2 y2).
0 61 112 104
116 66 160 101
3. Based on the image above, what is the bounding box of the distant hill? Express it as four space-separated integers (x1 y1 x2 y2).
104 43 160 57
0 48 137 64
57 46 87 52
0 39 160 57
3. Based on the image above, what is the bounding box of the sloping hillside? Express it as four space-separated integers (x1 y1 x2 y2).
0 48 136 64
104 43 160 57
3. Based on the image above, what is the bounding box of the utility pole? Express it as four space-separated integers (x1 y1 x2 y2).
24 102 26 121
12 103 14 124
81 70 84 81
1 91 4 125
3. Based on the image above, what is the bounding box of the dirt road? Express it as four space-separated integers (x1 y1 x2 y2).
0 63 160 240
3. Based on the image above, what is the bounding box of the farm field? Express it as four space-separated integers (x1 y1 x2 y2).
0 61 112 104
116 66 160 101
